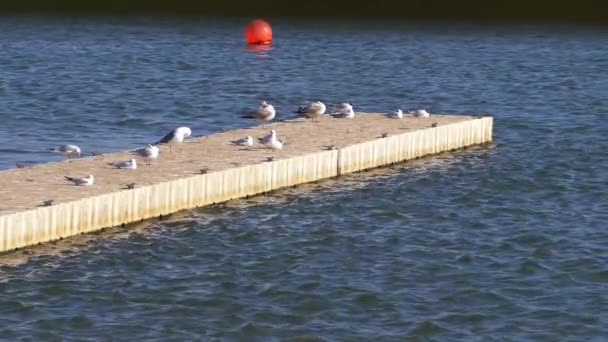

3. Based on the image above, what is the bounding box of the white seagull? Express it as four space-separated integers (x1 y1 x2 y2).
111 158 137 169
257 130 274 145
242 101 276 127
410 109 430 117
156 126 192 152
295 100 326 122
64 174 94 186
51 144 82 159
136 144 159 165
258 130 283 150
330 102 355 119
387 109 403 119
230 136 254 146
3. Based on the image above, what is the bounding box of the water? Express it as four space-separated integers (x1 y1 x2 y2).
1 16 607 340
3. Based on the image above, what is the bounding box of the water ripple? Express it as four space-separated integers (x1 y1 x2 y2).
0 17 607 340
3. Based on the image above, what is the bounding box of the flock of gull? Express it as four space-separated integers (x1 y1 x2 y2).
50 100 431 187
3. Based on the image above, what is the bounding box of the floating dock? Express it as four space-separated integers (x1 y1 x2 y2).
0 113 493 253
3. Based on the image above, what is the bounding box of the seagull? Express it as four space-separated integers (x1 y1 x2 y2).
111 158 137 169
257 130 275 145
156 126 192 152
241 101 276 127
330 102 355 119
136 144 159 166
51 144 81 159
270 139 284 150
64 174 94 186
387 109 403 119
295 100 326 122
410 109 430 117
230 136 254 146
257 130 283 150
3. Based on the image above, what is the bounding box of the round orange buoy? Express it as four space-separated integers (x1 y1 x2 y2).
244 19 272 45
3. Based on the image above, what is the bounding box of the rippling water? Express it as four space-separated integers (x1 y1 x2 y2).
1 16 607 340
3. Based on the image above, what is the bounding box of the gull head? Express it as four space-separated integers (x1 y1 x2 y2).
341 102 353 110
177 127 192 138
260 100 268 107
71 146 82 156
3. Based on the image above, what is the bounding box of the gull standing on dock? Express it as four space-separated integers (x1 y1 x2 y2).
258 130 283 150
156 126 192 152
410 109 430 117
51 144 82 159
330 102 355 119
230 136 254 147
136 144 159 165
241 101 276 127
295 100 326 122
387 109 403 119
111 158 137 169
64 174 94 186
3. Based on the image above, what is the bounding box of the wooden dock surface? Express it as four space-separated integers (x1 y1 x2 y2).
0 113 493 252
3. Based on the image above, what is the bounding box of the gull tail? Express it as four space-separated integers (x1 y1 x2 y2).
241 109 259 119
155 131 175 145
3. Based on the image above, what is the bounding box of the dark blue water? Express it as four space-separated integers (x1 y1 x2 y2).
1 16 607 340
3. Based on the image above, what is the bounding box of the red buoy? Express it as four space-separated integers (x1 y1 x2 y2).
244 19 272 45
